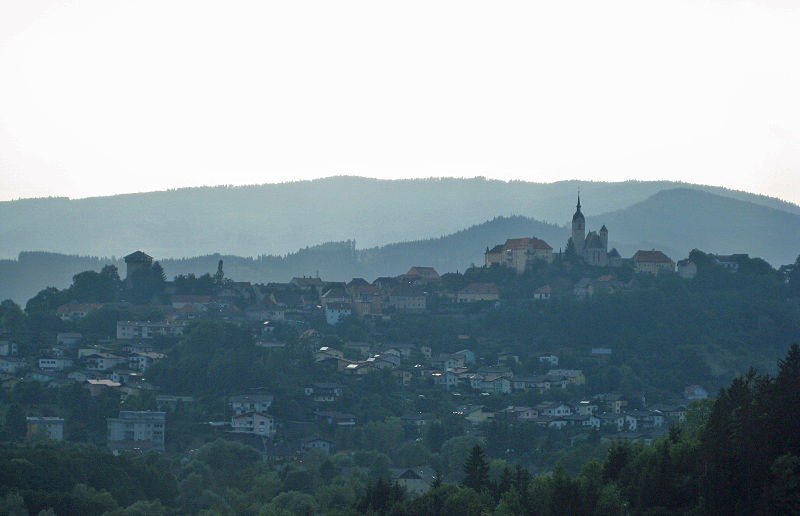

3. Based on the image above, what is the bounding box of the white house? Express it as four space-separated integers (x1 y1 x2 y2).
38 358 74 371
0 357 27 374
231 412 277 437
128 352 165 372
537 354 559 366
325 303 352 325
229 394 274 415
535 402 573 417
0 340 19 356
107 411 166 452
85 353 127 371
26 417 64 441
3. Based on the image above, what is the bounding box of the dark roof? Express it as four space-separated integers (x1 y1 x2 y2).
322 288 348 299
607 248 621 258
487 244 504 254
585 231 604 249
124 251 153 263
459 283 500 295
390 285 425 297
633 250 673 263
572 196 585 222
347 278 370 288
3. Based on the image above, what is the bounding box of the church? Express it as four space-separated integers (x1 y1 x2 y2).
571 196 622 267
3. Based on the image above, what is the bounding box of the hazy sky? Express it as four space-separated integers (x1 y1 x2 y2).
1 0 799 204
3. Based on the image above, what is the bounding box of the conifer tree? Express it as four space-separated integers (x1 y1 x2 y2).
462 445 490 492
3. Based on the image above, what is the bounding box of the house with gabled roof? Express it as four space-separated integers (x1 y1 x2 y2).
388 285 426 313
457 283 500 303
633 250 675 275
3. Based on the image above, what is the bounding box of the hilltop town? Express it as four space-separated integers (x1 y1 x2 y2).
0 196 797 510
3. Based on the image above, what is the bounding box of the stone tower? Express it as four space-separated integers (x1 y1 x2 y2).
599 224 608 252
571 196 585 252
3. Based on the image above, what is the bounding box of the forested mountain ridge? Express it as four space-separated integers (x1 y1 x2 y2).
1 176 798 260
2 186 800 304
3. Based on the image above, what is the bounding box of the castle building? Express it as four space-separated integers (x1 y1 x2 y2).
571 196 621 267
124 251 153 284
485 237 553 272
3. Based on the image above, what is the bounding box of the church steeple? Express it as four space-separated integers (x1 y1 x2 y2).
571 194 585 252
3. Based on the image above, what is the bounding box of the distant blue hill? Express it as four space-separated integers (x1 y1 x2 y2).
1 185 798 304
1 176 797 260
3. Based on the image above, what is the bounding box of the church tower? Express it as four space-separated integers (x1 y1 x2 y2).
599 224 608 252
571 196 585 252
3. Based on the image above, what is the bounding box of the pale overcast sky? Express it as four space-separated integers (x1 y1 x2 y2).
0 0 798 204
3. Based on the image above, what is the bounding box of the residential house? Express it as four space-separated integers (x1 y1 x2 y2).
366 354 401 370
0 357 27 374
598 413 626 432
591 348 613 358
574 400 599 416
486 237 554 273
56 302 102 321
56 333 82 347
392 467 436 496
457 283 500 303
85 353 127 371
454 405 494 425
300 437 334 454
633 250 675 275
315 410 356 427
564 414 601 430
535 402 573 417
86 379 121 396
116 321 185 340
229 394 274 415
231 412 277 437
290 276 325 294
499 406 538 421
388 286 426 313
128 352 165 372
546 369 586 386
155 395 195 411
677 258 698 279
649 403 688 423
476 365 513 378
38 358 74 371
26 417 64 441
392 369 413 386
511 375 551 392
533 285 552 300
538 354 559 366
107 411 166 452
403 266 441 283
684 385 709 400
0 340 18 356
325 303 352 325
476 375 512 394
314 347 344 362
452 349 475 365
431 371 459 390
304 383 344 402
605 393 628 414
321 288 350 308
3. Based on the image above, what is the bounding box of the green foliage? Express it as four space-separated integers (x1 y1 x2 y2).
461 445 490 492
